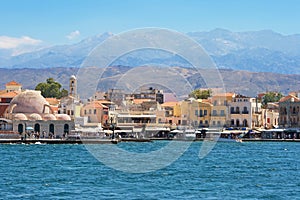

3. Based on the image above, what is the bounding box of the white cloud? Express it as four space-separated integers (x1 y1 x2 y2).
66 30 80 40
0 36 42 49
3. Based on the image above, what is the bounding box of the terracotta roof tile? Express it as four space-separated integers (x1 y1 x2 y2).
279 95 300 102
0 91 20 98
5 81 22 86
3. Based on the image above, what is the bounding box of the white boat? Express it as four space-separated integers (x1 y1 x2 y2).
169 129 196 140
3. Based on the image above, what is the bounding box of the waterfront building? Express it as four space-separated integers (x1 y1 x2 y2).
229 94 262 128
156 101 181 127
278 94 300 128
180 98 212 128
80 100 109 125
261 102 279 129
4 90 74 137
117 98 157 126
210 93 235 127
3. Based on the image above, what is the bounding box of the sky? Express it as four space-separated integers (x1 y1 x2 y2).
0 0 300 50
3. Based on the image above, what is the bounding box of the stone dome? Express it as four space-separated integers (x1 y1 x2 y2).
29 113 42 121
14 113 28 120
55 114 71 121
43 114 57 121
9 90 50 114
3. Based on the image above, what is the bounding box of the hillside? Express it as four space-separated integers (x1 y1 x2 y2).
0 66 299 98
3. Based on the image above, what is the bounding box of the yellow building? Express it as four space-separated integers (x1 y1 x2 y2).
210 93 235 127
156 101 181 126
180 98 212 128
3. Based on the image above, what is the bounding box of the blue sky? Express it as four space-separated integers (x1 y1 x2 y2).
0 0 299 48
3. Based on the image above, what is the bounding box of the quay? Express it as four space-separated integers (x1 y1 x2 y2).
0 138 119 144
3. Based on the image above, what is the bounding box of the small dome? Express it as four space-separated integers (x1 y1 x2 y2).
55 114 71 121
9 90 50 114
29 113 42 121
43 114 57 121
14 113 27 120
70 75 76 80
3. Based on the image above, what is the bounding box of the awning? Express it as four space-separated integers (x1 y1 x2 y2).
26 127 34 131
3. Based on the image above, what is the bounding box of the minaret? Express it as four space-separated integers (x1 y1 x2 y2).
69 75 77 97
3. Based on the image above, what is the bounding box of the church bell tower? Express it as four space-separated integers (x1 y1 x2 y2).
69 75 77 97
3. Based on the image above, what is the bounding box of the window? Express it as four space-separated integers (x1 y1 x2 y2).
84 110 87 115
212 110 217 116
94 109 97 114
205 120 208 124
204 110 207 116
231 107 234 114
220 110 225 116
195 110 198 116
212 121 216 125
200 110 203 116
89 109 91 114
200 120 203 124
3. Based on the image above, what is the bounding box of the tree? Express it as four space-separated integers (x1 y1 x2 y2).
262 92 283 107
35 78 68 98
189 89 212 99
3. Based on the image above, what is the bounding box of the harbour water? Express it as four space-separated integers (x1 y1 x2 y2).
0 141 299 199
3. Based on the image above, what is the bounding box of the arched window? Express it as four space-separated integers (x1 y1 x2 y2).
34 123 40 133
64 124 69 134
18 124 24 134
236 119 240 127
231 119 234 126
49 124 55 136
243 119 248 127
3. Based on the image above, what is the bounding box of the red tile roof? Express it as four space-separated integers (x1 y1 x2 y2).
279 95 300 102
0 91 20 98
5 81 22 86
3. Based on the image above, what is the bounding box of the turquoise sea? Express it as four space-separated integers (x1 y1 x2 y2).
0 141 299 199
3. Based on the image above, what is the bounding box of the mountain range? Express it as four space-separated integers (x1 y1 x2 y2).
1 29 300 74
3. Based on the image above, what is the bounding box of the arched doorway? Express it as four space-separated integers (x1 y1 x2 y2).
49 124 54 137
34 123 40 133
243 119 248 127
236 119 240 127
231 119 234 126
64 124 69 134
18 124 24 134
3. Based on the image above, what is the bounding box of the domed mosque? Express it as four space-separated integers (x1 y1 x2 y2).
6 90 74 138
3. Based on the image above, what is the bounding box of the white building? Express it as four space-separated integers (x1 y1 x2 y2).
229 95 262 129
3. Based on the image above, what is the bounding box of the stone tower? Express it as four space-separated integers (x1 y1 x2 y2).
69 75 77 97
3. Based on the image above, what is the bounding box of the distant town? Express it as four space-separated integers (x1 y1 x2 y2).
0 74 299 142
